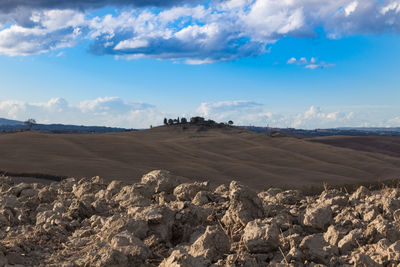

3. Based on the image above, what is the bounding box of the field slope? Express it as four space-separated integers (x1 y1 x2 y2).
0 126 399 189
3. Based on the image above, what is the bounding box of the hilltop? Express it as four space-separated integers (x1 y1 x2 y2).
0 124 399 189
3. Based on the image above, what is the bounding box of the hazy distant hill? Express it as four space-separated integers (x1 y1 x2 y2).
337 127 400 132
1 116 399 136
0 118 131 133
29 124 132 133
242 126 400 137
0 118 23 126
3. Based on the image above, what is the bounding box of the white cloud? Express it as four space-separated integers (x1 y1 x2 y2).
381 1 400 15
345 1 359 16
0 97 162 128
31 9 85 31
0 97 399 129
239 1 305 40
387 116 400 126
292 106 355 128
0 0 399 62
195 101 367 129
287 57 334 69
287 57 308 65
287 57 297 64
114 39 149 50
79 96 153 115
197 100 263 121
0 9 84 56
185 58 216 65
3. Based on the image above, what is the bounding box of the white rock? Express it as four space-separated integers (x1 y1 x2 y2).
302 205 332 230
382 196 400 213
286 247 305 262
338 229 363 254
189 226 230 262
111 231 150 264
275 190 302 205
159 247 210 267
173 182 209 201
350 253 381 267
101 216 149 241
38 187 57 203
192 191 212 206
350 186 370 201
221 181 263 227
141 170 181 194
299 234 338 264
387 240 400 261
113 184 152 207
323 225 345 246
106 180 124 197
242 219 280 253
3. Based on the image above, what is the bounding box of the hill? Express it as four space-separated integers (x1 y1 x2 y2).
309 135 400 157
0 125 399 189
243 126 400 137
0 118 23 126
0 120 131 133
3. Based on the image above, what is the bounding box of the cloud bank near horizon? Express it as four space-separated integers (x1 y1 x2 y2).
0 97 163 128
0 0 399 62
0 97 399 129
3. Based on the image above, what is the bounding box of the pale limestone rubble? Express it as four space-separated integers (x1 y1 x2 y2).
0 170 400 266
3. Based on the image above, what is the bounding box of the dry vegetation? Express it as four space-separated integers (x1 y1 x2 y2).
1 170 400 266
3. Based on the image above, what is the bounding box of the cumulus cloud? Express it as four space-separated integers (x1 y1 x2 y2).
0 0 197 12
196 100 267 124
0 9 85 56
198 100 262 116
387 116 400 126
0 97 163 128
79 96 153 115
0 0 399 61
87 6 266 63
0 97 398 129
287 57 334 69
195 101 362 129
291 106 355 128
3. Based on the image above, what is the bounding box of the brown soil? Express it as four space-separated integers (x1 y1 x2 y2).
309 136 400 157
0 125 399 189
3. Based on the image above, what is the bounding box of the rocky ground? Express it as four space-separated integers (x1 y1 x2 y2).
1 170 400 266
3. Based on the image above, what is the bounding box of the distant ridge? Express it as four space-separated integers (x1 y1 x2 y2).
337 127 400 132
2 116 399 135
0 118 132 133
242 126 400 137
0 118 23 126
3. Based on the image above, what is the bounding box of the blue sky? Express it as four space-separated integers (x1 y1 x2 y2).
0 0 399 128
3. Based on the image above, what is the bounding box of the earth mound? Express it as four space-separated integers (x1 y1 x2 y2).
1 170 400 266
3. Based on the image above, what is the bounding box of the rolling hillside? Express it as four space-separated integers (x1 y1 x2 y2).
0 125 399 189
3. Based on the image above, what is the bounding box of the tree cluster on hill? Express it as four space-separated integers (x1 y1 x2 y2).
163 117 233 127
164 117 187 125
24 119 37 131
